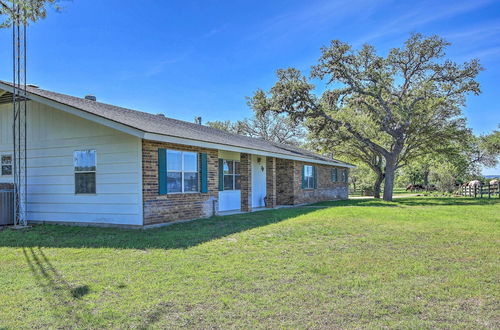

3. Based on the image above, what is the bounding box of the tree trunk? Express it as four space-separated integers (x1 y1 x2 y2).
373 173 384 199
423 168 429 189
383 159 397 201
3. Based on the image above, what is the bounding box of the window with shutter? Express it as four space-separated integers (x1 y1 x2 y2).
159 149 200 194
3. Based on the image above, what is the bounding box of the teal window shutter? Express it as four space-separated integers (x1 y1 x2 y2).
200 153 208 193
313 166 317 189
158 148 167 195
302 165 306 189
218 159 224 191
344 169 349 183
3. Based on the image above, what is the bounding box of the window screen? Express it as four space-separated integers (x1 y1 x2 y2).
74 150 96 194
166 150 199 193
1 155 12 176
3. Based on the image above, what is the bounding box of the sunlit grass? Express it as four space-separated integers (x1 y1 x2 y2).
0 197 498 328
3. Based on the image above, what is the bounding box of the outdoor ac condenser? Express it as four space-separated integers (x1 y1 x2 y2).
0 189 14 225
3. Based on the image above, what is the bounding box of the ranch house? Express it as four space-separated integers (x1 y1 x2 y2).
0 82 353 227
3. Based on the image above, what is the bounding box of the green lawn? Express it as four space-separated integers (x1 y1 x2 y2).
1 197 499 329
349 187 411 197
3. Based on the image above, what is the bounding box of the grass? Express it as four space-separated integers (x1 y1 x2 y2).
349 187 411 197
0 197 499 329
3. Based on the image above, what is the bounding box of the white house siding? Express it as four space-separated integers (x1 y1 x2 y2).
0 101 143 225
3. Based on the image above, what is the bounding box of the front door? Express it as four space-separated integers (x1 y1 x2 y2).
251 155 266 208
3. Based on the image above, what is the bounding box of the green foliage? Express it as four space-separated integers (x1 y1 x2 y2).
250 33 482 201
482 125 500 155
0 0 60 27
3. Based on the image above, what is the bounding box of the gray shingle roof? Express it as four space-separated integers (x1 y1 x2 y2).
0 81 352 167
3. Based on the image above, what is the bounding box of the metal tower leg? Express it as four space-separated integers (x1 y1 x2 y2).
12 4 28 227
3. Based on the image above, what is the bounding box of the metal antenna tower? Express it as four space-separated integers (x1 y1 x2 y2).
12 2 28 227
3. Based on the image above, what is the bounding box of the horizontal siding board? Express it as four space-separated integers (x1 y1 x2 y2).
28 194 139 204
27 202 141 214
28 173 138 185
0 101 143 225
28 183 138 194
27 163 137 176
28 212 140 225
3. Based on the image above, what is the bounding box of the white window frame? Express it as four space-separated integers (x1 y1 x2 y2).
223 159 241 191
166 150 199 194
1 153 13 176
74 150 97 195
304 165 314 189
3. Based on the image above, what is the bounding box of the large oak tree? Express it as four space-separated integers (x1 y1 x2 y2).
250 34 481 201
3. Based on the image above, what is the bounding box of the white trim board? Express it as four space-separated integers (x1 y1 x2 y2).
144 133 355 168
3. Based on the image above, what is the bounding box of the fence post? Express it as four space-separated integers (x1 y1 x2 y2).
488 184 491 199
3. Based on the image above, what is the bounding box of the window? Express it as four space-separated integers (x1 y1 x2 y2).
1 154 12 176
303 165 315 189
341 169 348 183
166 150 198 193
74 150 96 194
331 168 338 182
222 160 241 190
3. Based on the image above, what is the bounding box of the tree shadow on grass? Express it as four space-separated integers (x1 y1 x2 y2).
22 247 95 326
2 198 497 251
0 207 317 250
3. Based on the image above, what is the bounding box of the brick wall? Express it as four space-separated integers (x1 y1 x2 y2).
240 153 252 212
276 158 295 205
142 139 348 224
275 159 348 205
292 161 348 204
142 140 219 225
265 157 277 208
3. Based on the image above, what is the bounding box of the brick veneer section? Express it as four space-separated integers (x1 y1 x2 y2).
293 161 348 204
142 140 219 225
240 153 252 212
265 157 277 208
276 158 295 205
142 139 347 225
276 159 348 205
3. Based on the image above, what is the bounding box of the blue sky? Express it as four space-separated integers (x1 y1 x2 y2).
0 0 499 173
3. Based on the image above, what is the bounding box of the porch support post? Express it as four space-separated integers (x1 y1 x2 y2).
240 153 252 212
266 157 277 208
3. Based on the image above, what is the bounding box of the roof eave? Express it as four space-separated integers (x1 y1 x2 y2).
144 133 356 168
